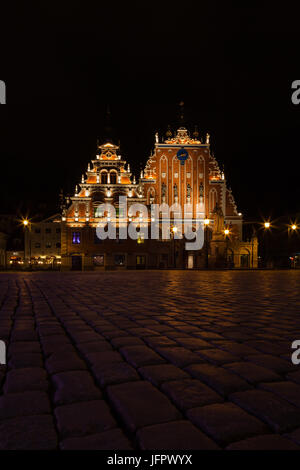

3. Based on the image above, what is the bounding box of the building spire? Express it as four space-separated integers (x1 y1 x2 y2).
98 104 118 146
179 101 185 127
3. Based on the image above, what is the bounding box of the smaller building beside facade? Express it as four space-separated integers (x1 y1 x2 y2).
0 232 7 269
24 214 62 269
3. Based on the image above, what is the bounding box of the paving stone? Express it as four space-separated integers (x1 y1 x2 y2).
187 402 269 446
60 429 133 450
8 353 43 369
196 331 224 340
221 331 252 342
245 354 295 374
77 341 113 355
4 367 48 393
107 381 182 432
186 364 251 396
212 341 259 357
259 381 300 408
226 434 300 450
120 345 166 368
111 336 145 348
93 362 139 387
230 389 300 432
144 336 178 348
245 340 288 355
55 400 116 438
0 415 58 450
45 352 87 374
286 370 300 385
102 329 130 339
8 341 41 355
175 337 213 350
128 327 160 337
156 347 202 368
69 331 103 343
40 336 74 356
85 351 123 367
38 326 65 337
52 371 102 405
0 391 51 419
138 364 189 386
11 330 38 342
162 379 224 411
137 420 220 450
196 349 239 365
224 362 281 384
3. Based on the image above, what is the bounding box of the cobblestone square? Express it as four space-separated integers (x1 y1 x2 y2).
0 270 300 450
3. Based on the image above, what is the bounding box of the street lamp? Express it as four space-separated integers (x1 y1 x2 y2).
22 219 31 267
204 218 210 269
171 226 178 268
291 224 297 231
263 221 271 267
224 228 230 267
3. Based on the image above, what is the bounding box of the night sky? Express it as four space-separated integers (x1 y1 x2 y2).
1 2 300 222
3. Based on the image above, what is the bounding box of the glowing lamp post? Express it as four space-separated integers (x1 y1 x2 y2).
204 218 210 269
264 221 271 267
22 219 31 267
171 226 178 268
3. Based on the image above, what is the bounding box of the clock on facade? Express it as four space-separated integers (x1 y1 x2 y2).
177 148 189 165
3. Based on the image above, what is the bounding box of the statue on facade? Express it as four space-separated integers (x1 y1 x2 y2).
173 183 178 197
155 132 159 144
161 182 166 197
206 133 210 145
199 182 204 198
187 183 191 198
212 202 224 233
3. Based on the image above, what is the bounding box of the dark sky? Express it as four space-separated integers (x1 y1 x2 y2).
1 2 300 221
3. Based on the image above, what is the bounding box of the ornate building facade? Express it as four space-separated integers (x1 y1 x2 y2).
60 124 258 270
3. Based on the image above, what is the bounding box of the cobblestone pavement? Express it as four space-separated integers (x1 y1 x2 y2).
1 270 300 450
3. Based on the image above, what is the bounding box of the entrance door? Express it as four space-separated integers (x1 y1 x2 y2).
136 255 146 269
72 255 82 271
188 255 194 269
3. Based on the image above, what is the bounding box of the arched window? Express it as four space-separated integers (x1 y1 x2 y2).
110 172 117 184
101 172 108 184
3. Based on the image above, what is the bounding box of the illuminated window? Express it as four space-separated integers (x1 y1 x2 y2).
136 255 146 265
94 206 104 218
101 173 108 184
72 231 81 244
114 254 125 266
110 172 117 184
93 255 104 266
